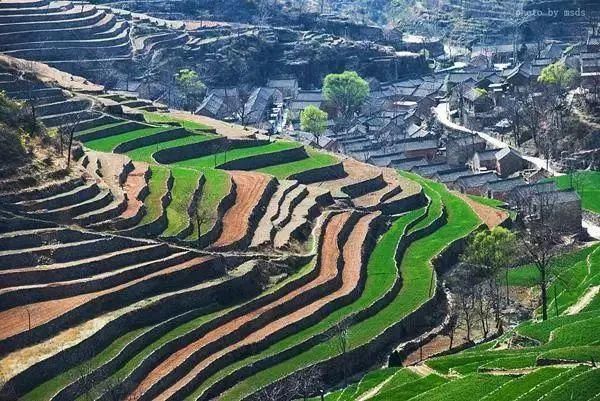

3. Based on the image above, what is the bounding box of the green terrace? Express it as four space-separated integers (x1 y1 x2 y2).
191 173 481 400
76 116 340 179
256 147 340 179
172 140 302 170
126 134 215 164
307 243 600 401
32 259 318 401
143 111 213 132
72 113 345 239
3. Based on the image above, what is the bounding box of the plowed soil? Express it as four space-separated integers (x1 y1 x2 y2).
129 212 354 400
0 256 212 341
212 171 271 248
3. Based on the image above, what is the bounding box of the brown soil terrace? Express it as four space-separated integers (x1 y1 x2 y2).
129 212 357 400
0 53 103 93
158 212 378 401
120 163 148 219
0 256 213 340
317 158 381 194
457 192 508 229
212 170 271 248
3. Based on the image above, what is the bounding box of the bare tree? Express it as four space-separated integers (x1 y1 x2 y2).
513 187 570 321
330 322 350 385
58 112 83 169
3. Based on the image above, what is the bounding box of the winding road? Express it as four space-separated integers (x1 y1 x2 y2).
433 102 600 239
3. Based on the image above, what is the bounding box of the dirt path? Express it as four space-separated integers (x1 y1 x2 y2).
212 171 272 248
120 163 148 219
165 110 258 138
130 212 357 400
457 192 508 229
564 286 600 315
0 256 212 341
407 364 436 376
356 371 396 401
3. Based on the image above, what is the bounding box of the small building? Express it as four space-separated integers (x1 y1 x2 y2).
454 172 499 196
289 130 340 152
472 148 502 171
587 36 600 53
267 78 299 99
495 147 526 178
401 137 439 160
446 134 487 166
390 156 428 171
243 87 283 125
411 162 452 178
529 190 582 234
196 88 240 120
435 168 473 185
484 177 526 201
464 87 494 115
288 90 325 121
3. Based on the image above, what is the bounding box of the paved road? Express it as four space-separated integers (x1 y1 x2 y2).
434 103 556 173
433 102 600 239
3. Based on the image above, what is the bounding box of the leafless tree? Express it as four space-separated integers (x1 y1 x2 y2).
19 60 40 135
58 112 83 169
513 187 570 321
194 203 211 248
330 322 350 385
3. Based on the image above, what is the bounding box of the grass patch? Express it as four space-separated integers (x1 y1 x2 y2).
372 373 448 401
162 167 202 238
467 194 506 208
187 169 232 240
172 141 300 170
126 134 214 163
74 121 128 135
256 147 339 179
410 373 512 401
480 367 569 401
20 327 149 401
83 127 170 153
207 174 480 400
143 111 212 132
552 171 600 214
505 245 598 288
138 166 170 226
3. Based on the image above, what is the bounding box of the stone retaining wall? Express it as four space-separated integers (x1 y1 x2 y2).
218 146 308 171
5 258 261 397
113 128 188 154
288 162 347 184
152 136 227 164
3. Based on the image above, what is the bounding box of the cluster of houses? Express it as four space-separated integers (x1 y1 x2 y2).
193 36 595 234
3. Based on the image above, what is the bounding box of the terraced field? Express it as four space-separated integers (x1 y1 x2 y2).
8 58 575 401
310 244 600 401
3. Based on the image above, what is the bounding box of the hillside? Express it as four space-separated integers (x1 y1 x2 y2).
311 244 600 401
0 53 482 401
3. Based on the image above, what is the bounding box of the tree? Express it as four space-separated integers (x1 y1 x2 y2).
58 112 83 169
300 105 328 146
538 62 580 92
323 71 370 121
330 322 349 385
462 227 518 328
513 187 570 321
175 69 206 112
